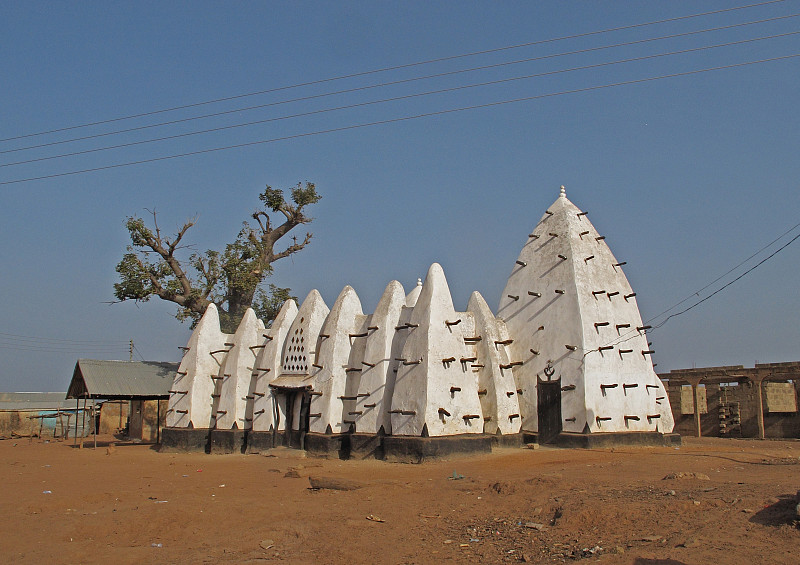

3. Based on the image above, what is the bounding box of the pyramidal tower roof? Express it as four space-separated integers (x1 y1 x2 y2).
498 187 673 434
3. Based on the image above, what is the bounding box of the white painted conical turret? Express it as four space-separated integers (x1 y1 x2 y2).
309 286 365 434
405 278 423 307
250 299 298 431
467 291 522 435
215 309 264 430
351 280 406 434
167 303 230 428
392 263 483 436
498 187 673 434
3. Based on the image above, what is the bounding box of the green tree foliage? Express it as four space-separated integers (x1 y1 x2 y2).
114 182 320 332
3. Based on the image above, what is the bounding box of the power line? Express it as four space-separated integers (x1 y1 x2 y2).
2 53 797 186
132 344 147 362
5 30 796 169
651 232 800 329
644 220 800 324
0 343 129 353
0 331 127 345
0 0 786 143
588 219 800 353
5 11 797 156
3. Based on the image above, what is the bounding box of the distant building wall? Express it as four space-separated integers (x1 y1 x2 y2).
129 400 168 442
98 401 130 435
0 409 92 439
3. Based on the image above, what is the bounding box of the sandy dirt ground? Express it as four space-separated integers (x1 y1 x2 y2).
1 435 798 564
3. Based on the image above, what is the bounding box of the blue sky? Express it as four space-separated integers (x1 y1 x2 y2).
2 1 799 392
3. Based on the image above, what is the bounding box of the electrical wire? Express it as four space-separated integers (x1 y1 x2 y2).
0 331 127 345
586 219 800 355
131 343 148 362
2 53 797 186
5 30 797 168
651 232 800 329
0 0 786 143
4 11 797 156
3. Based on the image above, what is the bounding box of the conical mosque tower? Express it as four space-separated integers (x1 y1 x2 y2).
162 186 675 456
498 187 674 442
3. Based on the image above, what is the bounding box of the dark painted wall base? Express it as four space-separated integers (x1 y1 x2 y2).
304 432 347 459
209 428 246 454
160 427 681 457
383 433 493 463
523 430 682 448
159 427 210 453
245 430 278 453
492 433 524 448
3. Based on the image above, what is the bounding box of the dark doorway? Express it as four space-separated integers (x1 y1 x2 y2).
298 391 311 450
282 391 295 446
276 389 312 448
537 378 562 444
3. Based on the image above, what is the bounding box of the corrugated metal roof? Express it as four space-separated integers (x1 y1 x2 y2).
67 359 178 399
0 392 73 411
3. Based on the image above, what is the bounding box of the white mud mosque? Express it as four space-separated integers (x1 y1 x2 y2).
161 188 677 458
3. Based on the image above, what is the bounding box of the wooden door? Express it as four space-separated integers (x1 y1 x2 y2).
537 379 562 444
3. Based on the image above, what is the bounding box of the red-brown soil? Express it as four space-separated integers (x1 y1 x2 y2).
1 436 797 564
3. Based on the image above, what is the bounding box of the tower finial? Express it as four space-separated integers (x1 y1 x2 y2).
560 185 566 197
417 277 422 287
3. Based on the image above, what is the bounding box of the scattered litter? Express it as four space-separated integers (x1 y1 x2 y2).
366 514 385 523
663 472 710 481
459 543 469 548
42 490 52 494
153 500 168 504
219 484 225 488
259 539 274 550
182 474 188 477
443 539 453 544
151 543 162 548
448 471 465 480
469 538 480 542
196 469 202 472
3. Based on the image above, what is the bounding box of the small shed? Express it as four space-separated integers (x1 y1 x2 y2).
0 392 84 439
67 359 178 442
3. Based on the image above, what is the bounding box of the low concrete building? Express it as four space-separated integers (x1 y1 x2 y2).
659 362 800 438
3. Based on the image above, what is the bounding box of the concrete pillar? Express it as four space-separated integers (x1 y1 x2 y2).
752 375 767 440
687 377 703 438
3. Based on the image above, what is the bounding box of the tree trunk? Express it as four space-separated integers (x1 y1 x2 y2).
218 290 258 333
